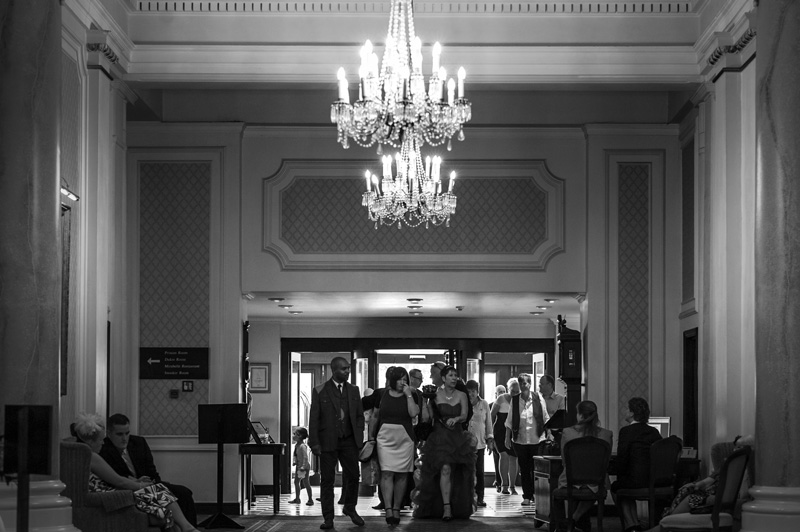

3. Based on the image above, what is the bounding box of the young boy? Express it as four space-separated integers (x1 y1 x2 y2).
289 426 314 505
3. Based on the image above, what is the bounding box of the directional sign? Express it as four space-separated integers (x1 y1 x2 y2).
139 347 209 379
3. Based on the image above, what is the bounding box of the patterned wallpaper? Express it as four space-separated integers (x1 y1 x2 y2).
59 51 82 436
139 161 210 435
681 141 695 304
617 163 651 423
281 177 547 253
265 159 565 270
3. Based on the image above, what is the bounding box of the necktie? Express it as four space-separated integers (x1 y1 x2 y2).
122 449 137 477
338 383 345 419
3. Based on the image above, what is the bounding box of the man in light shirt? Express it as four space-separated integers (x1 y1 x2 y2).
466 380 495 507
504 373 549 506
539 374 566 417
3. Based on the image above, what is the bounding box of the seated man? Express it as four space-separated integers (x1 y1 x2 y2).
100 413 197 526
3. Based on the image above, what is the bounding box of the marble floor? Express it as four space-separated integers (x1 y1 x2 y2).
246 484 538 518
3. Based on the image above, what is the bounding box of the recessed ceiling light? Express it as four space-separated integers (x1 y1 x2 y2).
537 306 550 310
455 306 465 311
544 298 559 303
278 304 293 308
289 311 303 315
530 311 543 315
409 311 423 316
407 305 423 309
268 297 285 302
407 298 423 304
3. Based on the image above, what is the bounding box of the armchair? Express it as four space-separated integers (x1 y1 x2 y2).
59 441 161 532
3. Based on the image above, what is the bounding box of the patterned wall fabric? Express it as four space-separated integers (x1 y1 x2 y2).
140 379 210 435
281 176 548 254
139 161 211 435
59 51 82 434
617 163 651 422
681 141 695 304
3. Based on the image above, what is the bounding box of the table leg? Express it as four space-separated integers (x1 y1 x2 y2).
273 450 280 514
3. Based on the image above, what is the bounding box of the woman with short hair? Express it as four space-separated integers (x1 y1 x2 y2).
73 413 199 532
370 366 420 525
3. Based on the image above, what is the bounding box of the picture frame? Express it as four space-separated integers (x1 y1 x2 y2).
249 362 271 393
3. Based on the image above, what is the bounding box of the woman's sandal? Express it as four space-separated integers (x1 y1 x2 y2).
392 508 401 525
442 503 452 522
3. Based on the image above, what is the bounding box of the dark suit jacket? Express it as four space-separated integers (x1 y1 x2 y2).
309 379 365 453
100 434 161 481
613 422 662 489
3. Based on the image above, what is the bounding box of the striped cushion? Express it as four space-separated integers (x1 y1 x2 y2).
660 512 733 530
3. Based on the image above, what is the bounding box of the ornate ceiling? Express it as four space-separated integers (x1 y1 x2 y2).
71 0 755 89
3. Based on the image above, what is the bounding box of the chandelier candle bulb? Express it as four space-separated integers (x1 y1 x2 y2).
439 68 447 101
365 170 372 191
337 68 349 102
458 67 465 98
447 78 455 105
432 42 441 74
449 171 456 192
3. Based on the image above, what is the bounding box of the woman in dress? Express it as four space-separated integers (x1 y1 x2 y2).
371 366 420 525
412 365 477 521
490 377 520 495
73 413 199 532
556 400 614 532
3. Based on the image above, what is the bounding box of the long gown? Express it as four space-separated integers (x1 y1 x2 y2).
412 402 477 519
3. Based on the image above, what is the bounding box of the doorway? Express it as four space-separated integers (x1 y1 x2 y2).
280 338 555 492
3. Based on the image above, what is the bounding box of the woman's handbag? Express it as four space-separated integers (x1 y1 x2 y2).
359 440 376 463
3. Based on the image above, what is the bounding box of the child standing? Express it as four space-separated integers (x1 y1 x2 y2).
289 426 314 505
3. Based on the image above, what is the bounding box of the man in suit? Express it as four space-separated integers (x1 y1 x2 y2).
100 413 197 526
611 397 662 532
309 356 366 530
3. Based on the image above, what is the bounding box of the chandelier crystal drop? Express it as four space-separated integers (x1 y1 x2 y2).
330 0 472 228
362 133 457 229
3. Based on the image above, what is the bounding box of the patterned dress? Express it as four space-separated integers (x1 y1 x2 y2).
89 472 177 527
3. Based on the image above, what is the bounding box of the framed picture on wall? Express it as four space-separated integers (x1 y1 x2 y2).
249 362 271 393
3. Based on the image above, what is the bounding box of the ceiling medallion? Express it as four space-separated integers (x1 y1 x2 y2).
330 0 471 228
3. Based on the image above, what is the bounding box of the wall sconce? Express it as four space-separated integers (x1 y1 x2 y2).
60 186 79 202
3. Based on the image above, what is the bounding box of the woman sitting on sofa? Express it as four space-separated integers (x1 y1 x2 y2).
73 413 199 532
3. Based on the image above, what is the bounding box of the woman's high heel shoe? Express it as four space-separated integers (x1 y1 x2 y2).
392 508 401 525
442 503 452 522
385 509 395 525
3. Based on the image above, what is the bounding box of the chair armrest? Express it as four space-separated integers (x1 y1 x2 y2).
85 490 137 512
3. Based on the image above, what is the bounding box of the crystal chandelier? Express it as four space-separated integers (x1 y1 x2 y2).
362 133 457 228
330 0 471 228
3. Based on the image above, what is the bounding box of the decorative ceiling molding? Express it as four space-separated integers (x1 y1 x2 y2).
131 0 696 14
125 44 702 85
262 159 566 271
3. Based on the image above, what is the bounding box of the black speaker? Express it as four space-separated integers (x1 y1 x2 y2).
3 405 52 475
198 404 249 444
